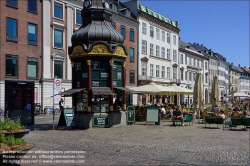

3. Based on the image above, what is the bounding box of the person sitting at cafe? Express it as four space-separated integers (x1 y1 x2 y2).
218 110 225 119
233 106 241 112
172 105 184 126
212 105 219 113
240 111 250 118
244 103 248 111
160 105 166 118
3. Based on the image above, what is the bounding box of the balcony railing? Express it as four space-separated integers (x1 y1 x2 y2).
138 75 153 81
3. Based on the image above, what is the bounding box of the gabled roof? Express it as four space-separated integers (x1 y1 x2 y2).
138 4 179 28
179 40 199 52
109 0 137 21
191 43 211 57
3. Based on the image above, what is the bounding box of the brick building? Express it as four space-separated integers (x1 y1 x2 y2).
0 0 42 105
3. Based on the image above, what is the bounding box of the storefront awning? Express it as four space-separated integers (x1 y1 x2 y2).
114 87 140 94
61 88 86 97
92 87 113 95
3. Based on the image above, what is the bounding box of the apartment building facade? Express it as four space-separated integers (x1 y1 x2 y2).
228 63 241 97
109 0 139 106
0 0 42 106
179 40 209 105
137 4 180 104
239 66 250 95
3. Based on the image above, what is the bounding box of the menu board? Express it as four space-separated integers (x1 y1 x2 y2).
5 80 34 125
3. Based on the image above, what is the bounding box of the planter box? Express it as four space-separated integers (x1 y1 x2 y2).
1 129 30 138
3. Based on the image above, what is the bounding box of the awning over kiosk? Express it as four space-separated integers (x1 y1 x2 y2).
61 88 86 97
92 87 113 95
113 87 139 94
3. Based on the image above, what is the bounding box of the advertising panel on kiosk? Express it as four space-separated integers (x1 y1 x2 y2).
5 80 35 130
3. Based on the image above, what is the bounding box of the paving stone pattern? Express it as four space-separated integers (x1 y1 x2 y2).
18 115 250 165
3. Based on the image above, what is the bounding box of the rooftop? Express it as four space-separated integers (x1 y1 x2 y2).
138 4 179 28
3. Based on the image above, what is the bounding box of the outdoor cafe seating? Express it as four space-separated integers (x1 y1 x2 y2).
202 110 224 129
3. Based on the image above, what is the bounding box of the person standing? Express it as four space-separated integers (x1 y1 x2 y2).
59 98 64 113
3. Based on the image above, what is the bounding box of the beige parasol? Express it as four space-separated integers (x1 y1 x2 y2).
210 75 220 106
193 72 204 122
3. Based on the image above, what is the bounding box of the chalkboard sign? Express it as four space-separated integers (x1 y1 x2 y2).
127 106 135 123
63 108 76 127
5 80 34 126
146 106 159 123
93 116 110 127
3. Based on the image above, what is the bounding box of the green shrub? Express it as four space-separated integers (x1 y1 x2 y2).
6 135 25 147
0 118 24 131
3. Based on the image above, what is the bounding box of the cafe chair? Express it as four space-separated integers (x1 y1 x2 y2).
232 112 239 118
184 114 193 126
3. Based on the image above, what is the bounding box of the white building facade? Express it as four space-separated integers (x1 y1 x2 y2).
137 4 180 105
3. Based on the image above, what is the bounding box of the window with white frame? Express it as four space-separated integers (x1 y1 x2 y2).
52 52 66 79
54 28 63 48
173 67 177 79
156 28 160 40
173 35 176 46
142 40 147 54
161 66 165 78
189 57 191 65
54 1 63 19
205 74 208 83
185 56 187 64
150 25 154 37
193 72 196 81
173 50 177 62
167 67 170 78
198 60 200 67
167 49 170 59
156 65 159 77
156 45 160 57
180 70 184 80
201 61 204 68
189 72 192 81
150 64 154 77
142 62 146 76
142 22 146 35
161 47 165 58
185 71 187 80
150 43 154 55
193 59 195 66
167 32 170 43
205 62 208 70
161 30 165 41
180 54 183 64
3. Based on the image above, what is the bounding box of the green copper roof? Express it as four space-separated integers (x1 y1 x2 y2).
138 4 179 28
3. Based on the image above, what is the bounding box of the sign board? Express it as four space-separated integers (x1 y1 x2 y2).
127 106 135 123
54 88 64 104
146 106 159 123
93 116 110 127
63 108 76 127
5 80 34 127
54 79 62 89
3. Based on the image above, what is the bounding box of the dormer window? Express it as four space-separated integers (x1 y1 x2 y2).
126 10 130 17
120 8 126 15
112 3 117 12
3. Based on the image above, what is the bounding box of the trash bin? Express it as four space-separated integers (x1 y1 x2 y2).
155 116 161 125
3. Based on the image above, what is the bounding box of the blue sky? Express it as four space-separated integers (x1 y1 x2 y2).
123 0 250 67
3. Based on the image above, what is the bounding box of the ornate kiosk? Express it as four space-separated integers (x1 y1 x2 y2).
67 0 128 129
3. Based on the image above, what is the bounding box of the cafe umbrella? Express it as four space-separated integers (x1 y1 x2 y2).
210 75 220 106
193 72 204 122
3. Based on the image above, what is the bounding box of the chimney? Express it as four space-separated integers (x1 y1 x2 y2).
201 44 203 47
231 63 233 65
238 64 240 67
244 66 246 68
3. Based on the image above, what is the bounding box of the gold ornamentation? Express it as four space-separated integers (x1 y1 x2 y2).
123 104 126 110
114 46 126 57
86 60 91 66
122 62 126 67
109 60 114 66
70 45 85 58
70 44 127 58
88 106 91 112
110 105 113 111
71 62 75 67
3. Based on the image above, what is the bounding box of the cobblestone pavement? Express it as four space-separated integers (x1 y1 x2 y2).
6 115 250 165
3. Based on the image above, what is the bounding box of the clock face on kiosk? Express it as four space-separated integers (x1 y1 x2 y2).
84 0 91 8
104 2 109 9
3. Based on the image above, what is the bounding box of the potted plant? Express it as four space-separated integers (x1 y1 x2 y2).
0 133 35 164
0 118 30 138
